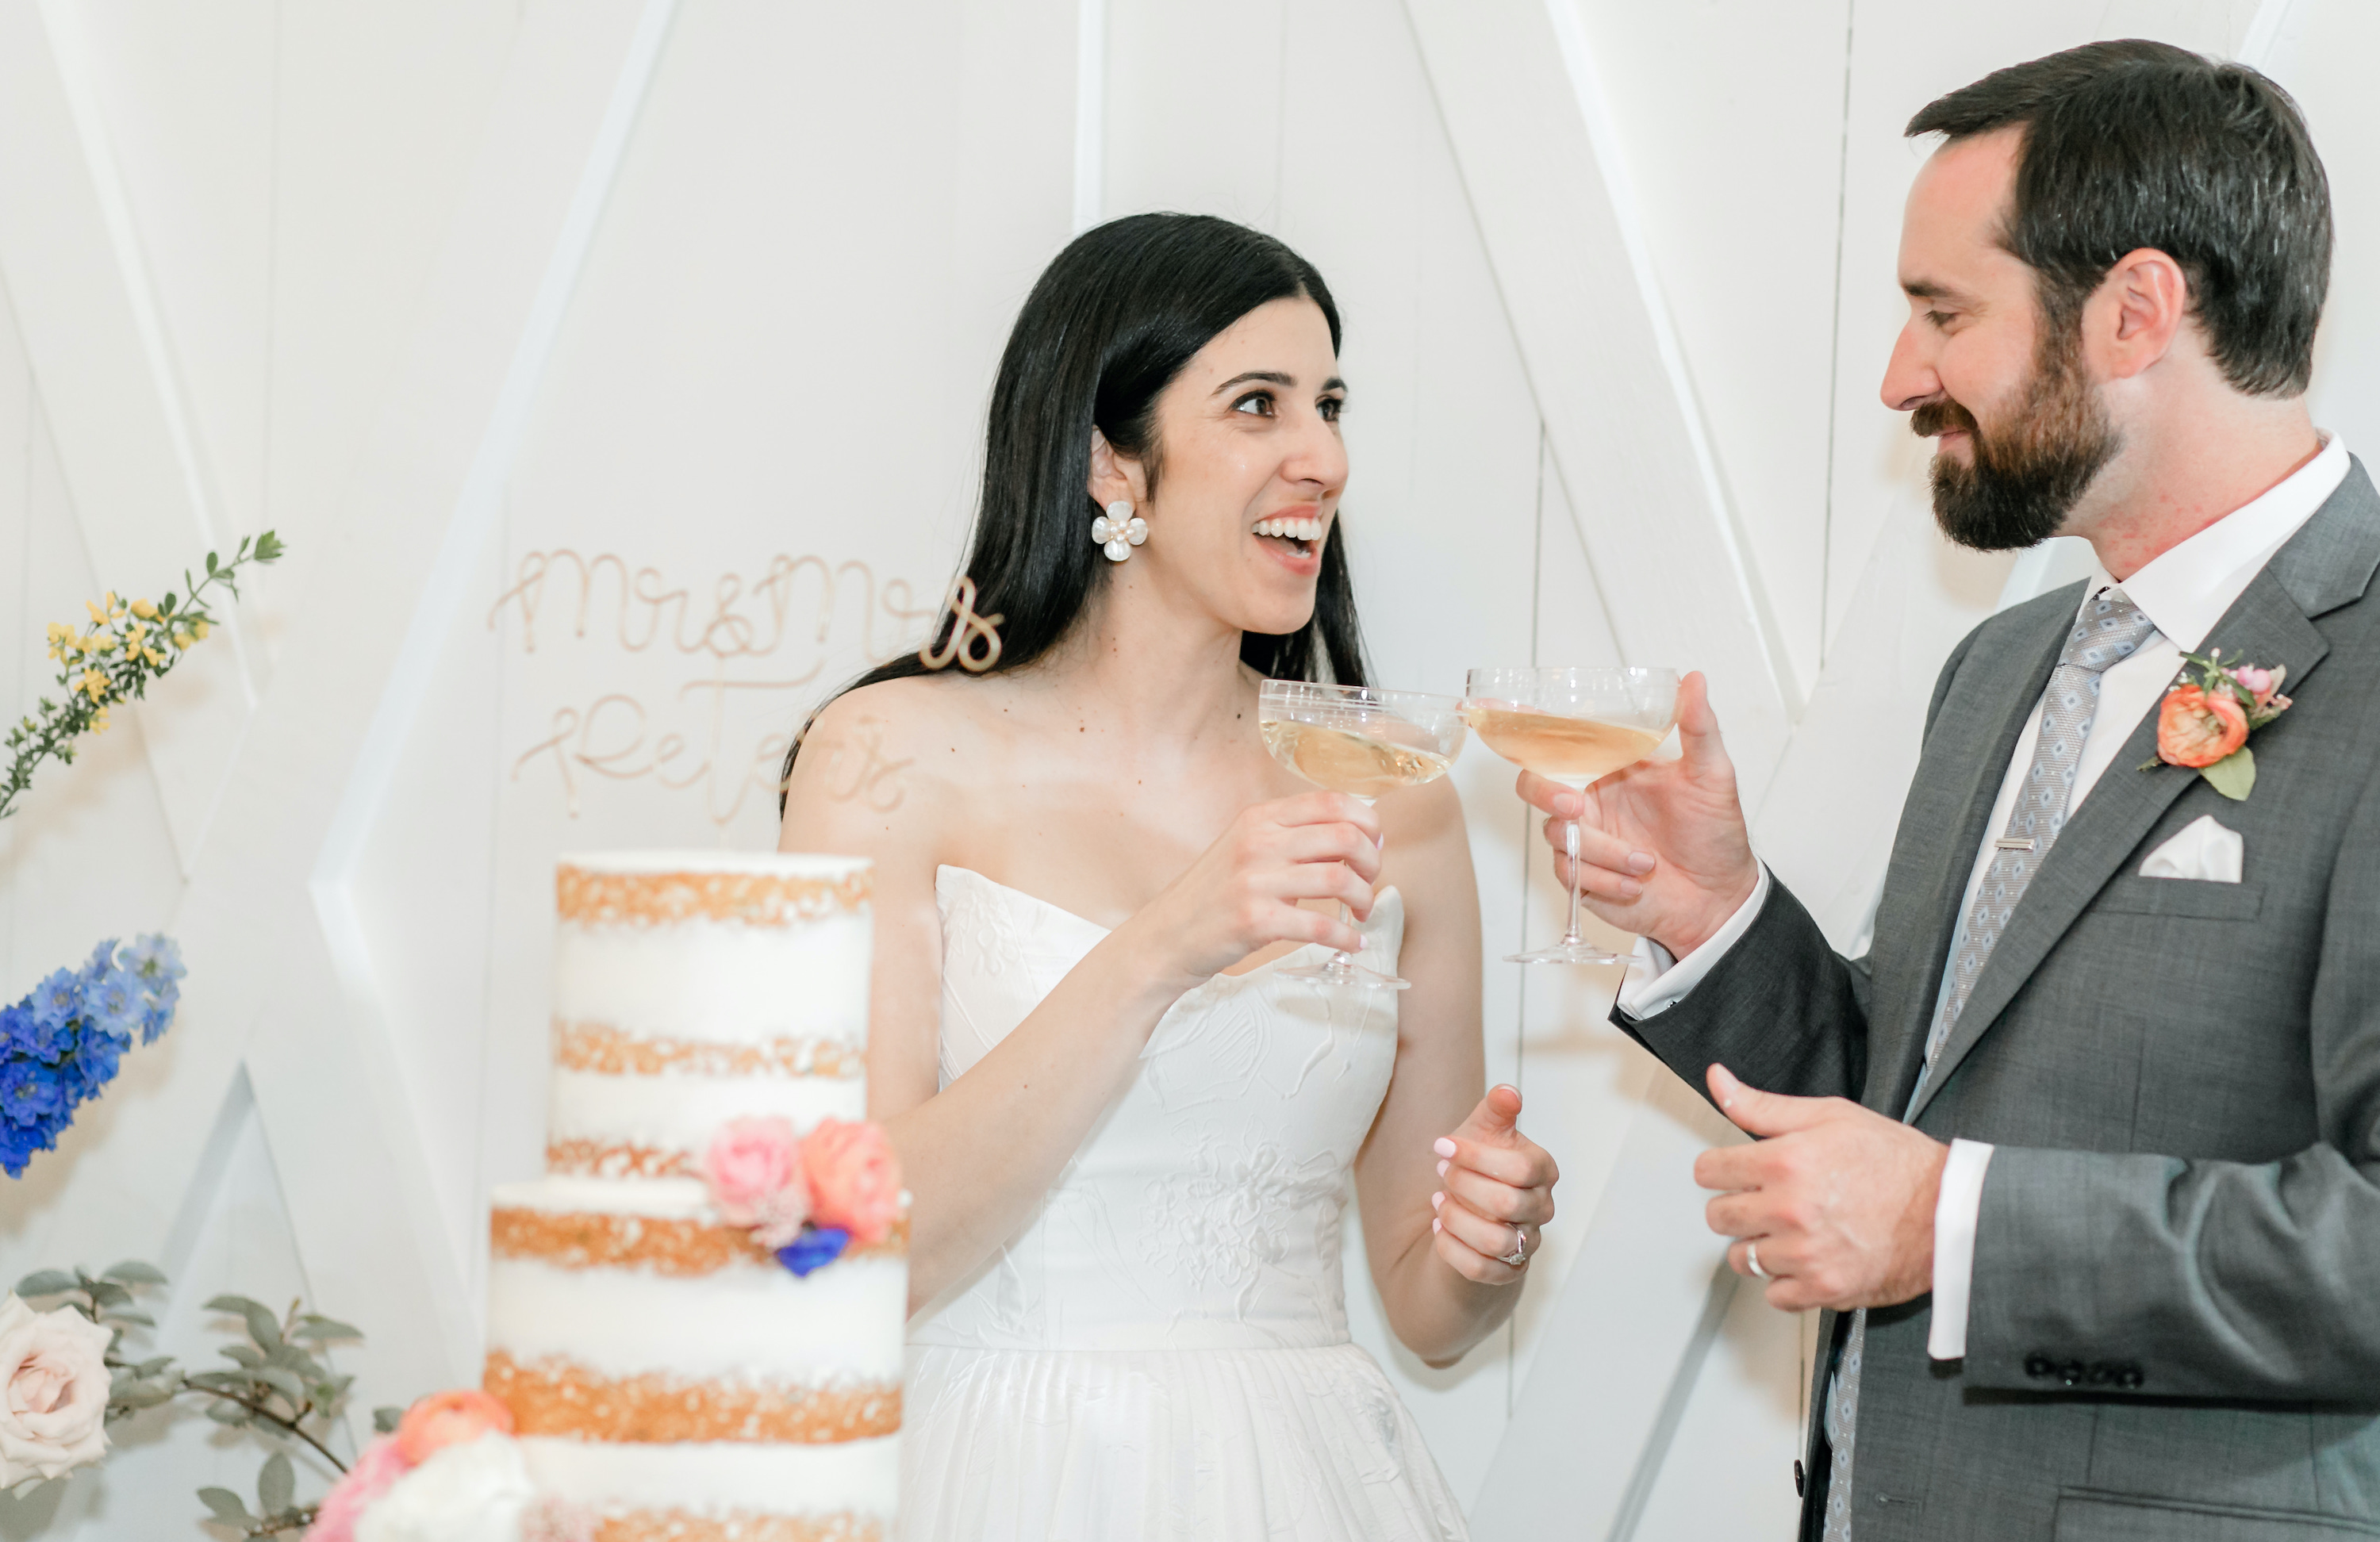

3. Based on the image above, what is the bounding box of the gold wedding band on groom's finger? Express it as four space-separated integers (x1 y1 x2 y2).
1745 1241 1769 1280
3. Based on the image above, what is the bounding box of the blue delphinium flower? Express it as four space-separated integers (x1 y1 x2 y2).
776 1226 851 1278
122 934 185 991
0 1057 66 1130
28 970 78 1030
84 969 140 1045
0 934 180 1179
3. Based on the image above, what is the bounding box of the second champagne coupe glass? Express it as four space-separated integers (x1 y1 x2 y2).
1257 680 1468 990
1463 666 1681 965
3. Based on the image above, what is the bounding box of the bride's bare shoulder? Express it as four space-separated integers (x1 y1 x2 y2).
778 673 1007 853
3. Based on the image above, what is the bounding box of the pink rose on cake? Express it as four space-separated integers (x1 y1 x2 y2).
0 1293 113 1483
702 1116 812 1248
801 1118 903 1246
304 1436 411 1542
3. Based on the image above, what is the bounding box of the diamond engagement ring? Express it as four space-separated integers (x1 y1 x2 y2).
1745 1241 1769 1280
1500 1226 1530 1268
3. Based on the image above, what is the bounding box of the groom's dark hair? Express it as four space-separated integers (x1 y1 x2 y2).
1909 40 2330 397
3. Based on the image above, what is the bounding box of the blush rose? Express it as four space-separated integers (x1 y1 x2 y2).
800 1118 903 1246
2157 683 2249 769
0 1295 113 1484
703 1117 811 1249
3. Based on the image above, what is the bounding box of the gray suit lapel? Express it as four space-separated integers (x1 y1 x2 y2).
1870 595 2075 1117
1904 459 2380 1125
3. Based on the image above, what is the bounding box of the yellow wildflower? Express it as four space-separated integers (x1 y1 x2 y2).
192 619 210 640
171 630 191 650
141 646 165 667
76 669 109 701
130 597 156 619
90 707 110 735
86 600 105 624
106 591 124 618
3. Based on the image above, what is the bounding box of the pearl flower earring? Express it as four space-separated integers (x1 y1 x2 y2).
1092 500 1148 563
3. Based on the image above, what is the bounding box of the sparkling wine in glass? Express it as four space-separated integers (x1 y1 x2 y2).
1463 666 1681 965
1257 680 1468 990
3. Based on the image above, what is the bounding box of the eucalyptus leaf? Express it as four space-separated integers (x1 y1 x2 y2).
205 1293 270 1318
204 1401 253 1426
2201 746 2257 800
220 1344 263 1369
103 1309 154 1329
117 1379 176 1410
241 1302 283 1353
258 1451 294 1514
198 1487 251 1523
253 1366 307 1406
83 1279 131 1308
100 1260 167 1285
291 1315 363 1343
372 1406 403 1434
14 1271 76 1298
135 1356 176 1378
186 1370 251 1393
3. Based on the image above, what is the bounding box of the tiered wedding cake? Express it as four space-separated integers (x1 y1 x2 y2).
482 852 904 1541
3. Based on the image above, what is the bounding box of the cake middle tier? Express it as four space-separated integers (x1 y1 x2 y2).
486 1177 907 1443
546 1057 867 1178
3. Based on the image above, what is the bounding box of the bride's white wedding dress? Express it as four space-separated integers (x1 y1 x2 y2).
900 865 1468 1541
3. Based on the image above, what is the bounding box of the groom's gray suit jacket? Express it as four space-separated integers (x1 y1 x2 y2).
1615 462 2380 1541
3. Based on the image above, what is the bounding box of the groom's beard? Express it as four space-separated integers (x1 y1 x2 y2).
1914 332 2121 553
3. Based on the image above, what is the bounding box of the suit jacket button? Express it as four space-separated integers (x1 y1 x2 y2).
2086 1362 2117 1386
2059 1360 2086 1387
2118 1366 2144 1390
2025 1354 2055 1379
1795 1460 1805 1498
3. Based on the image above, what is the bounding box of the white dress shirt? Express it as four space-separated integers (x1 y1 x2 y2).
1621 433 2348 1357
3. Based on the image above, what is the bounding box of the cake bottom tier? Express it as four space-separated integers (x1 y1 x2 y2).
520 1433 899 1541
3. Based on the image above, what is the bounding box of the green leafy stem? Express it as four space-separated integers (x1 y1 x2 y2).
36 1260 394 1537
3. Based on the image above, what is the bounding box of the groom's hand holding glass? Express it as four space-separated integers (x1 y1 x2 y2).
1513 671 1948 1312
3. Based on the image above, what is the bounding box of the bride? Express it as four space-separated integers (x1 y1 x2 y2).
778 213 1557 1541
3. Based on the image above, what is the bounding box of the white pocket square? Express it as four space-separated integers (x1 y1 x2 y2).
2138 814 2243 883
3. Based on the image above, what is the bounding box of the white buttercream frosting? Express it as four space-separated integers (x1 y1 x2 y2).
551 914 871 1049
517 1434 900 1517
546 1068 866 1155
487 1254 906 1382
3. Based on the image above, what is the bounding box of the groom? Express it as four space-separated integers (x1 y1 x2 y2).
1521 40 2380 1542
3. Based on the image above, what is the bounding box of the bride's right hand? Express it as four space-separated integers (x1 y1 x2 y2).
1123 791 1383 992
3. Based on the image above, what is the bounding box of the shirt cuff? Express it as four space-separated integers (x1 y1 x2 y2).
1614 863 1772 1018
1926 1137 1995 1360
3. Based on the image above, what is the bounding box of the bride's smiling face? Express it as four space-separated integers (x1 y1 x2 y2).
1090 296 1348 638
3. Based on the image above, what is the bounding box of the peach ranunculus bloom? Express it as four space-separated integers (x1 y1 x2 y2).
801 1118 904 1246
303 1433 413 1542
703 1117 810 1249
0 1294 113 1483
2157 683 2251 769
395 1388 516 1467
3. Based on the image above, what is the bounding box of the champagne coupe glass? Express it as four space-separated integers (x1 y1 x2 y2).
1462 666 1682 965
1257 680 1468 990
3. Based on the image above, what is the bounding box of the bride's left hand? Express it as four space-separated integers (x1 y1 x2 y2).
1430 1085 1558 1284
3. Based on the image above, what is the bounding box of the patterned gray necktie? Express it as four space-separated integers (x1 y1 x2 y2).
1818 588 2158 1541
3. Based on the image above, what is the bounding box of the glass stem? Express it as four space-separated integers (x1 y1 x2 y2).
1560 815 1585 946
1328 900 1360 978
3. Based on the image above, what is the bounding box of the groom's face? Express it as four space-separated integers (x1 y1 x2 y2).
1881 130 2121 551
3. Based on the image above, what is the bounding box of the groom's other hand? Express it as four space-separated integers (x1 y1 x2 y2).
1514 672 1759 959
1696 1064 1947 1312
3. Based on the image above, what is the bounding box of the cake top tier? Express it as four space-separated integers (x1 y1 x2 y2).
556 852 871 930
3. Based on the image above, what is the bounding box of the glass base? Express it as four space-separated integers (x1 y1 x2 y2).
1280 958 1411 991
1504 939 1626 966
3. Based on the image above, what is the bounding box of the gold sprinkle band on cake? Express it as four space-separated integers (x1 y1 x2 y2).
486 1352 900 1443
557 865 870 928
555 1021 863 1080
545 1140 694 1180
591 1510 884 1542
491 1207 909 1276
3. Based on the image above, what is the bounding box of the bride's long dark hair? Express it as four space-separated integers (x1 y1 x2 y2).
781 213 1370 806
